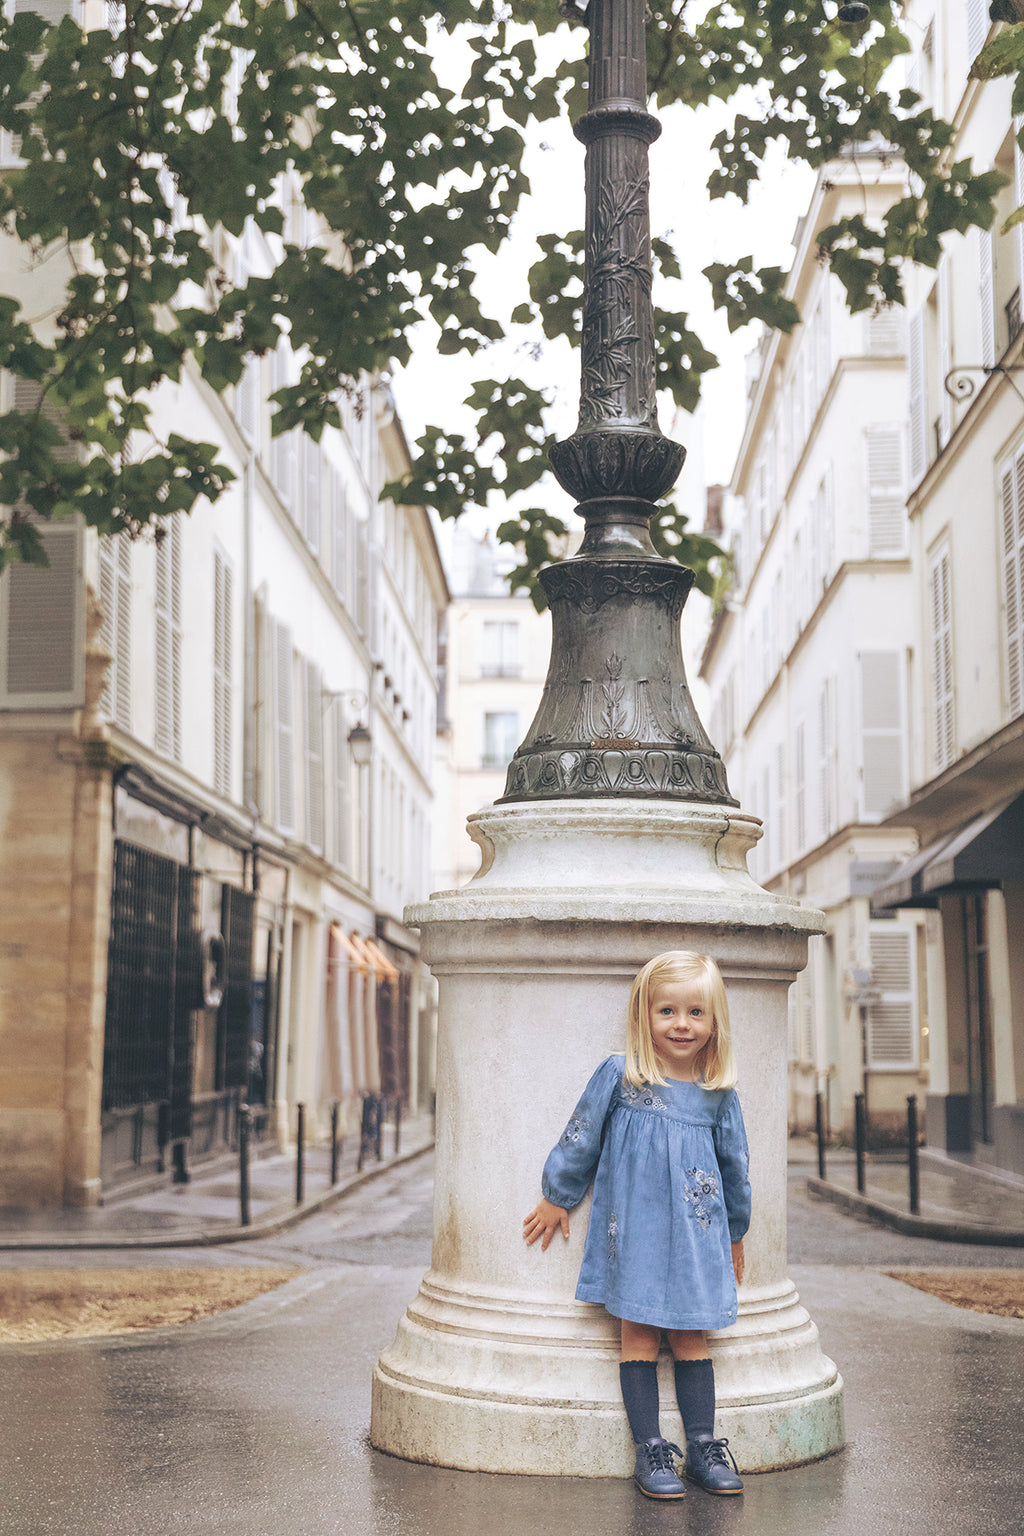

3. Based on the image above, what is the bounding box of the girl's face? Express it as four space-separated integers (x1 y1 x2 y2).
648 976 713 1081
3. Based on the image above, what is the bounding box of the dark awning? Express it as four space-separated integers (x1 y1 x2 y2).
921 794 1024 894
873 793 1024 910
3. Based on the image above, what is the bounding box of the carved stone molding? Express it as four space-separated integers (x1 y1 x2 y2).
501 742 733 804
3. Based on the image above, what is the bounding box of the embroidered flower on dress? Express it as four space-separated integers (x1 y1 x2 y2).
607 1212 619 1261
683 1167 720 1231
559 1112 589 1147
621 1082 667 1111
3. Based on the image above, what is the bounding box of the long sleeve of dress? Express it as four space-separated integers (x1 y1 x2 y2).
541 1056 622 1211
712 1089 752 1241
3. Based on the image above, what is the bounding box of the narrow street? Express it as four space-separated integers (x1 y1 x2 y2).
1 1154 1022 1536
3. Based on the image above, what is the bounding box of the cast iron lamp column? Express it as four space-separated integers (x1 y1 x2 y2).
370 0 843 1474
502 0 730 807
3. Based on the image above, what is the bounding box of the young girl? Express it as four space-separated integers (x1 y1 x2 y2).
523 950 750 1500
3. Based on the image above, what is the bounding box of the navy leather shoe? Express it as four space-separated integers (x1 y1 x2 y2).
632 1437 686 1499
683 1435 743 1495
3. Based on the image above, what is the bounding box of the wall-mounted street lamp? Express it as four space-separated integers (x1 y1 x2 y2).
322 688 373 766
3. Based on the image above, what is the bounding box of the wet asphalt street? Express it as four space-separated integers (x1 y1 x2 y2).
1 1155 1022 1536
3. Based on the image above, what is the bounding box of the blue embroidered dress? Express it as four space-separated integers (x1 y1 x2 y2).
541 1054 751 1331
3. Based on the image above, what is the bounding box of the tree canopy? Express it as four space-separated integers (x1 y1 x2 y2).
0 1 1008 598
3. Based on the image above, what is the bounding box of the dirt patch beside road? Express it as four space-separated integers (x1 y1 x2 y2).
0 1266 303 1341
888 1269 1024 1319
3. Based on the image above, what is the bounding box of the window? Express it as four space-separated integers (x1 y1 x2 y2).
859 651 907 818
155 515 183 761
213 547 233 796
865 305 903 356
865 426 906 556
794 720 807 853
928 543 955 771
301 437 322 555
303 658 324 852
0 522 83 709
866 925 918 1070
999 447 1024 717
98 531 132 729
483 711 519 770
818 677 838 839
481 619 521 677
908 309 927 484
331 705 351 871
272 617 295 831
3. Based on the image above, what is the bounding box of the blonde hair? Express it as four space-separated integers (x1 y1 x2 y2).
624 951 736 1091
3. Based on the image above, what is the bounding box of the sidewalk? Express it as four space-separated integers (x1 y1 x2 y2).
792 1134 1024 1245
0 1112 435 1251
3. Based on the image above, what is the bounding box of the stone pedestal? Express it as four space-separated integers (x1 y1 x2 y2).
370 800 844 1473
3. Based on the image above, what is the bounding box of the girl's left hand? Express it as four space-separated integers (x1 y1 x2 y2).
731 1239 745 1285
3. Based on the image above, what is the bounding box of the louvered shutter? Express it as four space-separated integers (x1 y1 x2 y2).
908 310 927 484
867 927 917 1070
866 425 906 556
966 0 988 64
213 548 233 796
978 226 996 371
860 651 906 818
154 514 183 760
1000 451 1024 717
0 522 83 707
302 436 321 554
332 702 351 869
929 546 955 770
272 618 295 831
98 532 132 727
866 305 902 356
303 657 324 852
794 720 807 852
330 466 349 600
937 259 952 447
818 677 837 838
236 357 261 448
354 517 370 637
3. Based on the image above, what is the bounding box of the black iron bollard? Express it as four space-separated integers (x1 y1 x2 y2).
815 1091 827 1180
394 1097 402 1157
238 1103 252 1228
854 1093 867 1194
296 1102 306 1205
330 1101 340 1185
907 1094 920 1215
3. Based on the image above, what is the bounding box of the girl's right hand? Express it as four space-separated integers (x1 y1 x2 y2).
522 1197 570 1249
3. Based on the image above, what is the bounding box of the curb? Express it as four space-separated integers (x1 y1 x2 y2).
806 1176 1024 1247
0 1139 434 1254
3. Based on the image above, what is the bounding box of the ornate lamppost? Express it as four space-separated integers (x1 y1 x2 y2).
371 0 843 1476
502 0 730 807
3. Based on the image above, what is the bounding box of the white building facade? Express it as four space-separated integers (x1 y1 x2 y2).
0 183 448 1204
872 1 1024 1180
701 153 925 1141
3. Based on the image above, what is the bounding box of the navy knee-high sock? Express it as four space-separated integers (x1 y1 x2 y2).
619 1360 661 1444
673 1358 716 1442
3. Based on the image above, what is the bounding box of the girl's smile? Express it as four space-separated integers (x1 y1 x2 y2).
649 979 713 1080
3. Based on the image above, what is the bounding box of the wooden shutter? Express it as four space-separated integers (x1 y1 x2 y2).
774 739 786 870
818 677 837 838
303 657 324 852
98 532 132 728
929 544 955 770
332 702 351 870
236 357 261 447
354 517 370 637
302 436 321 554
866 305 902 356
330 465 348 600
867 926 917 1070
966 0 988 64
154 514 183 760
794 720 807 853
978 226 996 371
860 651 906 818
908 309 927 484
1000 451 1024 717
272 618 295 831
866 425 906 556
0 522 83 708
213 548 233 796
